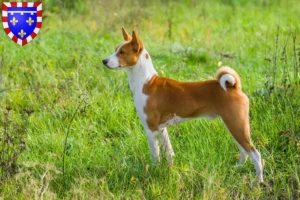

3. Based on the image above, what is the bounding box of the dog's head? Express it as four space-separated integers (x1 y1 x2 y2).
102 27 144 69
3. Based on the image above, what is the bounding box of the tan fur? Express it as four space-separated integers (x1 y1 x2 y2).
117 29 252 152
122 26 132 41
143 73 253 152
216 66 241 90
103 27 263 182
116 29 144 68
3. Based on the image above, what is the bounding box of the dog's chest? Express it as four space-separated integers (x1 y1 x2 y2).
133 90 148 125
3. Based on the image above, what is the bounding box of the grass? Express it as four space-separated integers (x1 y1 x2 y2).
0 0 299 199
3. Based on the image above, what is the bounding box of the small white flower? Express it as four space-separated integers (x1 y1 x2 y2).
218 61 222 67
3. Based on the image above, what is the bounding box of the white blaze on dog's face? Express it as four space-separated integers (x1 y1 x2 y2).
102 27 144 69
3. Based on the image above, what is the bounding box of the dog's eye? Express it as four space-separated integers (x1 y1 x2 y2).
119 49 125 55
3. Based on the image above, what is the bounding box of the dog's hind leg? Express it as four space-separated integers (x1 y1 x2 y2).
158 128 175 164
223 116 263 182
234 140 248 166
221 99 263 182
248 147 263 182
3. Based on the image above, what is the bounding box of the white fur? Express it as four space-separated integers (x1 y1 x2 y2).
103 45 159 162
224 120 263 182
124 48 161 163
249 148 263 182
158 114 217 129
104 43 264 182
158 128 175 163
126 49 157 127
219 74 235 91
104 42 126 69
158 116 183 129
201 114 218 120
233 139 248 166
105 53 120 69
127 49 157 92
103 45 157 127
146 129 160 163
234 142 263 183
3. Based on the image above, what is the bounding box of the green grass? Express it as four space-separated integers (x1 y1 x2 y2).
0 0 299 199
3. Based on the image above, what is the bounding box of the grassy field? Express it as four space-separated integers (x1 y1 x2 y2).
0 0 299 199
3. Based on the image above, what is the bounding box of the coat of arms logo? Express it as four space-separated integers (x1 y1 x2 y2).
2 2 42 46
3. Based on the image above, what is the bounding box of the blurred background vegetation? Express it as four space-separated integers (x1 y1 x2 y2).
0 0 299 199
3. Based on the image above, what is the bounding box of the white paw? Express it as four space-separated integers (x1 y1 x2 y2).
234 164 244 169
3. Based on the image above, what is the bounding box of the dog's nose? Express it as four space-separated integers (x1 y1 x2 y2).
102 59 108 65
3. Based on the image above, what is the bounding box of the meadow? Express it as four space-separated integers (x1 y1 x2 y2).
0 0 299 199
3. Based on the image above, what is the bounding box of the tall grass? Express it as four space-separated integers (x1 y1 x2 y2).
0 0 299 199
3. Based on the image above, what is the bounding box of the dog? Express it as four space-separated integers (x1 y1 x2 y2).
102 27 263 182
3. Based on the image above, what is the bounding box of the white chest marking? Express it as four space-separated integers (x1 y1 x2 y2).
126 49 157 129
134 91 148 127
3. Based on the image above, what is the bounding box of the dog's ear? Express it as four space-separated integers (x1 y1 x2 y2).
122 27 132 41
131 31 143 52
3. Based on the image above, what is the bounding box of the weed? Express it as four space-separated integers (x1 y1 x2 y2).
0 0 299 199
0 107 28 181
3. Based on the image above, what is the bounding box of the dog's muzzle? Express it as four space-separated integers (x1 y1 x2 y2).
102 58 109 66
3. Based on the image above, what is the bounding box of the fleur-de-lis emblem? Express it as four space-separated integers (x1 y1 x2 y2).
18 29 26 38
10 17 18 26
26 17 34 26
2 2 43 46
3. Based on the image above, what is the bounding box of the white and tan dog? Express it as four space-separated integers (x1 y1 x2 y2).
102 27 263 182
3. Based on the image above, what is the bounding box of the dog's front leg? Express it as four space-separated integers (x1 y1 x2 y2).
158 128 175 164
145 129 160 164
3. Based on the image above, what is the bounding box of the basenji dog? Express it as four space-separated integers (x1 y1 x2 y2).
102 27 263 182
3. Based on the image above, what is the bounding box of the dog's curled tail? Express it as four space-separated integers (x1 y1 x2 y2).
216 66 241 91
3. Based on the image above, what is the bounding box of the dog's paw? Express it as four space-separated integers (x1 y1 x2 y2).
234 164 244 169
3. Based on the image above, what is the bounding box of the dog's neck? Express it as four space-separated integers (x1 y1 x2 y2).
126 48 158 94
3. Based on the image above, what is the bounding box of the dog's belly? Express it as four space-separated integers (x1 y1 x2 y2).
158 114 218 129
158 116 186 128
